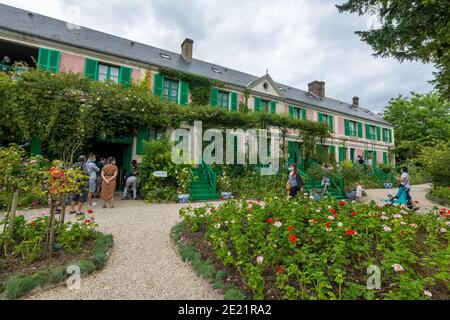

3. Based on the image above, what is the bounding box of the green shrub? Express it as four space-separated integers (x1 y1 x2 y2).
224 286 246 300
48 267 66 284
213 270 226 289
78 260 96 275
418 142 450 186
5 272 48 300
429 186 450 205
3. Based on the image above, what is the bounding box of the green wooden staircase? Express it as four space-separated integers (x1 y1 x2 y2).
189 161 220 201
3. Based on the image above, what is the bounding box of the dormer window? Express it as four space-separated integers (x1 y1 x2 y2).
160 53 171 60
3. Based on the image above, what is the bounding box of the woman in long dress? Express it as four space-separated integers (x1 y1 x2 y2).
101 157 118 208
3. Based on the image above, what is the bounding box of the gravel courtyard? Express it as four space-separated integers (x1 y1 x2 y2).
19 200 222 300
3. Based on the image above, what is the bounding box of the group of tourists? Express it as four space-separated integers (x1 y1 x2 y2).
69 155 139 215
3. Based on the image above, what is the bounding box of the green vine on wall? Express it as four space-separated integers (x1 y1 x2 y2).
158 67 223 105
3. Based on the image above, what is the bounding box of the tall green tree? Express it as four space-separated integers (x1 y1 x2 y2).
380 92 450 161
336 0 450 97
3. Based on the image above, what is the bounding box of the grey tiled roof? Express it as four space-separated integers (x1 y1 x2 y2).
0 3 391 126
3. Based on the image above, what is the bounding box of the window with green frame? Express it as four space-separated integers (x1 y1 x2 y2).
98 64 120 83
218 90 229 109
163 79 179 102
260 99 269 112
382 128 392 143
366 124 377 140
344 119 362 138
318 113 334 132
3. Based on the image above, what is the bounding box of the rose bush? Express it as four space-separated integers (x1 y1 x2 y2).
180 196 450 300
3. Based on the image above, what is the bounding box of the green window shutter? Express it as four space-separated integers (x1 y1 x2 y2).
344 119 350 136
376 126 381 141
388 129 392 143
38 48 60 72
339 147 347 162
329 115 334 132
38 48 50 69
365 124 370 139
288 105 295 118
119 66 133 87
254 97 261 112
288 141 294 164
84 58 99 80
230 92 238 111
153 73 164 97
48 50 60 72
318 113 323 122
373 151 377 164
270 101 277 114
301 108 307 120
30 137 42 156
357 122 363 138
329 146 336 158
136 127 149 155
383 152 388 164
210 87 219 106
179 80 189 106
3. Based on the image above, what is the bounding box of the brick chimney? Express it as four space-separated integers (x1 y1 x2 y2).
308 81 325 99
352 96 359 107
181 38 193 62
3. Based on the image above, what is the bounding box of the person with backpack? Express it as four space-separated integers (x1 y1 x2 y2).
85 154 100 206
70 155 88 215
122 160 139 200
286 163 303 199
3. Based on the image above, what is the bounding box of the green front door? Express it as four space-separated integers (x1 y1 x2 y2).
288 141 301 167
350 148 355 163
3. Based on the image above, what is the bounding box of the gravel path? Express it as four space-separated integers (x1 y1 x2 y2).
17 199 222 300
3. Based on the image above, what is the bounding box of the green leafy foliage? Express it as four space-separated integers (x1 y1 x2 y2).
417 142 450 187
180 196 450 300
381 93 450 162
336 1 450 96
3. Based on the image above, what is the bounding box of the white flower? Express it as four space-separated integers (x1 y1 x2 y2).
393 214 403 219
304 193 308 196
328 205 332 209
337 222 343 227
274 221 282 228
392 264 404 273
247 214 252 220
228 251 231 256
310 196 315 200
445 222 450 227
256 256 264 264
328 215 335 220
316 209 321 213
326 227 333 232
352 200 356 204
224 221 229 225
400 222 406 225
381 211 387 216
423 290 432 298
440 228 447 233
383 226 392 232
381 215 388 220
410 223 418 228
214 223 221 229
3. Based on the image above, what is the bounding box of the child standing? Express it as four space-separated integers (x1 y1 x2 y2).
356 182 364 201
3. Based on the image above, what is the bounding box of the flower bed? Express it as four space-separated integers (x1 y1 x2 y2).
0 213 113 300
179 196 450 300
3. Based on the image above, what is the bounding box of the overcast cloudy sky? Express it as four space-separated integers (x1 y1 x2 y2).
1 0 436 113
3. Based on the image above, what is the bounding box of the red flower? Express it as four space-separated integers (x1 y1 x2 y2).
84 219 91 223
220 197 224 201
338 200 346 206
287 226 295 233
333 213 338 218
266 218 274 223
414 201 419 204
275 265 284 274
351 211 357 216
325 222 332 229
329 209 337 214
30 221 37 226
87 209 94 214
289 234 297 243
345 229 357 236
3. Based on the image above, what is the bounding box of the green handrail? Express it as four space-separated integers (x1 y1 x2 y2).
198 160 217 194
